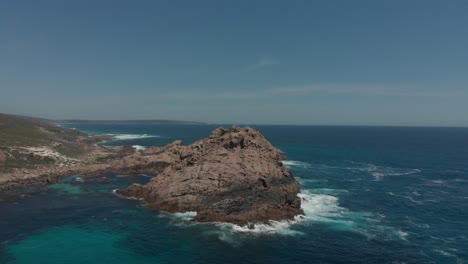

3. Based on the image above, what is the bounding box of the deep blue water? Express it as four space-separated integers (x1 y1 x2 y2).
1 124 467 263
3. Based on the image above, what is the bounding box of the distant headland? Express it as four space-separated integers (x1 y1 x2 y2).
57 119 208 125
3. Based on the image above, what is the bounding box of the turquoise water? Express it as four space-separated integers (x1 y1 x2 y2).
1 124 467 263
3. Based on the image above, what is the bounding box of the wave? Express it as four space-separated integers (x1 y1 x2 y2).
114 187 409 245
75 177 85 182
132 145 147 151
111 159 408 243
285 160 421 181
426 179 447 186
281 160 311 168
363 166 421 181
386 192 423 205
343 163 421 181
214 221 303 242
171 211 198 221
193 189 407 244
112 189 143 200
111 134 159 140
199 191 342 239
294 191 358 228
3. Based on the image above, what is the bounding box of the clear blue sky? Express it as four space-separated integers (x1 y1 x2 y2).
1 0 467 126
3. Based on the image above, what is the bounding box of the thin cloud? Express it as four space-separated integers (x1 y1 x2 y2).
267 84 466 97
246 58 280 71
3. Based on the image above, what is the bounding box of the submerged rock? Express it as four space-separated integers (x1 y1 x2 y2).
117 126 303 225
99 176 111 183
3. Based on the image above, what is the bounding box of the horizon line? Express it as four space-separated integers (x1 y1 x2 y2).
2 112 468 129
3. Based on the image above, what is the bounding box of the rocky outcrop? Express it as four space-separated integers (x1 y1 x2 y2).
117 126 303 225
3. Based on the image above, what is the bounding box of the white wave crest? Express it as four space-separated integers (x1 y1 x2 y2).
294 191 357 229
212 191 348 238
132 145 147 151
75 177 85 182
112 189 143 200
213 221 303 241
171 211 198 221
282 160 311 168
386 192 423 205
206 189 409 244
111 134 159 140
349 163 421 181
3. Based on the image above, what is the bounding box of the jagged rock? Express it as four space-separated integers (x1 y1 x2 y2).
117 126 303 225
142 146 163 155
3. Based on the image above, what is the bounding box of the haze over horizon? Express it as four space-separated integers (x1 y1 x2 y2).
1 0 467 126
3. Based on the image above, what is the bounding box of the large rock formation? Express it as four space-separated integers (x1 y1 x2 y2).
117 126 303 225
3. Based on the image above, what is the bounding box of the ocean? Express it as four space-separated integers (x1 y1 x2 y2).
1 124 467 263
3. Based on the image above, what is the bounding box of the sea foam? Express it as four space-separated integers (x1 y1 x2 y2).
132 145 147 151
281 160 311 168
207 187 410 244
111 134 159 140
112 158 409 243
343 162 421 181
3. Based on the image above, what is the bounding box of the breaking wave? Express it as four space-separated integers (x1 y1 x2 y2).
115 158 412 244
112 189 143 200
302 161 422 181
111 134 159 140
132 145 147 151
281 160 311 168
171 211 198 221
166 189 409 244
351 163 421 181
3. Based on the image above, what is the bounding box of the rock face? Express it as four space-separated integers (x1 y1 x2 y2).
117 126 303 225
0 150 6 165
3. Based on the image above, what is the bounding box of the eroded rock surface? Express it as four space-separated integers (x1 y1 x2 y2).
117 126 303 224
0 150 6 165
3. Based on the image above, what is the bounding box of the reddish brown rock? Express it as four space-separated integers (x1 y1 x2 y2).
142 140 183 156
117 126 303 225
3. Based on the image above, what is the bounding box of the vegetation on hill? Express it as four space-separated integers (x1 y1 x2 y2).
0 114 89 172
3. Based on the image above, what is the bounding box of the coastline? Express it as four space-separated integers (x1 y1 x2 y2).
1 121 305 225
0 116 165 192
0 138 168 191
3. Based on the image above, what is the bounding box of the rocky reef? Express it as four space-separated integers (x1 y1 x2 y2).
117 126 303 225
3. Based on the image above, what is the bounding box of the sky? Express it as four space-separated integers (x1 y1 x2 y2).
1 0 468 126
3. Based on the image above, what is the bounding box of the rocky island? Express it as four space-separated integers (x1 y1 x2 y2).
0 113 303 225
117 126 303 224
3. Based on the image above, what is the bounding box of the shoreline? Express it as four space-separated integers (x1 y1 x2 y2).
1 121 305 225
0 129 165 191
